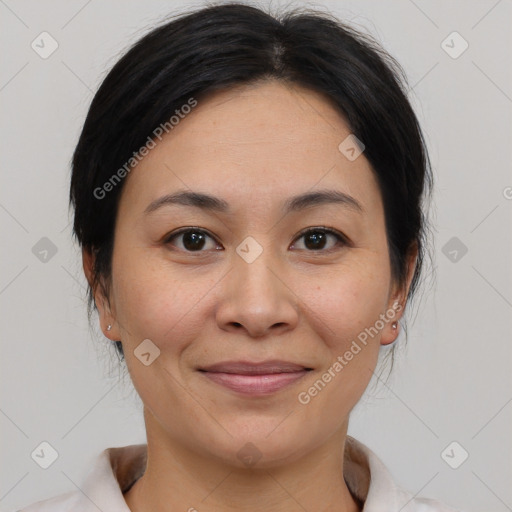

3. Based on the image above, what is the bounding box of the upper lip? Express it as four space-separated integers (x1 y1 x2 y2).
198 360 312 375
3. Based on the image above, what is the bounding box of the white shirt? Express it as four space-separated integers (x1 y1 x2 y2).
19 435 462 511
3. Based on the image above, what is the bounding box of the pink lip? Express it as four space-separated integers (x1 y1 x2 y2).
198 360 312 395
201 370 310 394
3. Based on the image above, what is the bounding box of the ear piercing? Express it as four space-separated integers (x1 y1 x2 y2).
107 321 398 332
107 323 399 331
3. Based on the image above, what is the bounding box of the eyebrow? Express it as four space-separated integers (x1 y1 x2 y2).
144 189 364 216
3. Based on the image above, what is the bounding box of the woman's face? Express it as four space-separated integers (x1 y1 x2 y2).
90 80 414 467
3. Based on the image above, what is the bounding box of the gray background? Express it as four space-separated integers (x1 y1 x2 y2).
1 0 511 510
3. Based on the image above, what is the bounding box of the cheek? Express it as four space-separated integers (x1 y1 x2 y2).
294 270 386 424
294 259 391 352
111 249 215 351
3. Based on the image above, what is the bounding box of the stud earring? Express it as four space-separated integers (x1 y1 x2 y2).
107 324 112 331
391 321 398 329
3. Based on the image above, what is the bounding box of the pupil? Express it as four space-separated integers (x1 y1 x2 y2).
305 231 326 250
180 230 327 251
183 231 205 251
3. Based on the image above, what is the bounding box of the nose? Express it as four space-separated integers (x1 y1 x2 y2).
215 248 299 338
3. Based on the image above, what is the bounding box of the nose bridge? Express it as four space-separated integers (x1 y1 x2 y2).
215 234 298 336
233 235 281 301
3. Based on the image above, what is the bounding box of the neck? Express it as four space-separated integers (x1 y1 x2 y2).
124 410 362 512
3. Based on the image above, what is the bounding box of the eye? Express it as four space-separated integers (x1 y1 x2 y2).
291 227 348 252
163 228 221 252
163 226 349 254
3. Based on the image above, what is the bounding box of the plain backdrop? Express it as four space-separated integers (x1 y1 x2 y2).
1 1 511 511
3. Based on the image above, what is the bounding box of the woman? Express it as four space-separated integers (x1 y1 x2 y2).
20 3 462 511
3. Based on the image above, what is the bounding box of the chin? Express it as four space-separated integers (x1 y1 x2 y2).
196 420 322 470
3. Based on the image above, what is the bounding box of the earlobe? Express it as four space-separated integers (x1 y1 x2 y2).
96 293 120 341
97 296 118 340
380 244 417 346
380 318 400 346
380 276 406 347
82 247 120 341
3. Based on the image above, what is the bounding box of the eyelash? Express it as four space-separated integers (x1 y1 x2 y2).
163 226 349 254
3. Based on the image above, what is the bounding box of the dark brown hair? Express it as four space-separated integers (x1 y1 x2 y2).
70 3 433 370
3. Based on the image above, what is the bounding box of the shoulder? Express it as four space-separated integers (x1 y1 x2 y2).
15 444 146 512
344 435 464 511
394 487 463 511
16 490 83 511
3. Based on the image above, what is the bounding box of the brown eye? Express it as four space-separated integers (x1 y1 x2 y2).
292 227 348 252
164 228 220 252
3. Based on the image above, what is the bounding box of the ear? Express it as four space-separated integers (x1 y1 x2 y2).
380 242 418 346
82 247 121 341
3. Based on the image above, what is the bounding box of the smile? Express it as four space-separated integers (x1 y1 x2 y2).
197 360 313 395
200 370 311 395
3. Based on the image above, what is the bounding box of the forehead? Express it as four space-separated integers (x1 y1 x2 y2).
119 80 382 218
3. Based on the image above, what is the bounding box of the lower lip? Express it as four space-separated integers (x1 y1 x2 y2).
200 370 310 395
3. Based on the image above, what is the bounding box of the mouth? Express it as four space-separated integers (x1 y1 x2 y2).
197 360 313 395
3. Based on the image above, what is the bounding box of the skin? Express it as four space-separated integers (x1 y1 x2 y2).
83 80 417 512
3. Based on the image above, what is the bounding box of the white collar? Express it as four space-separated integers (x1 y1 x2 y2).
22 436 460 511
